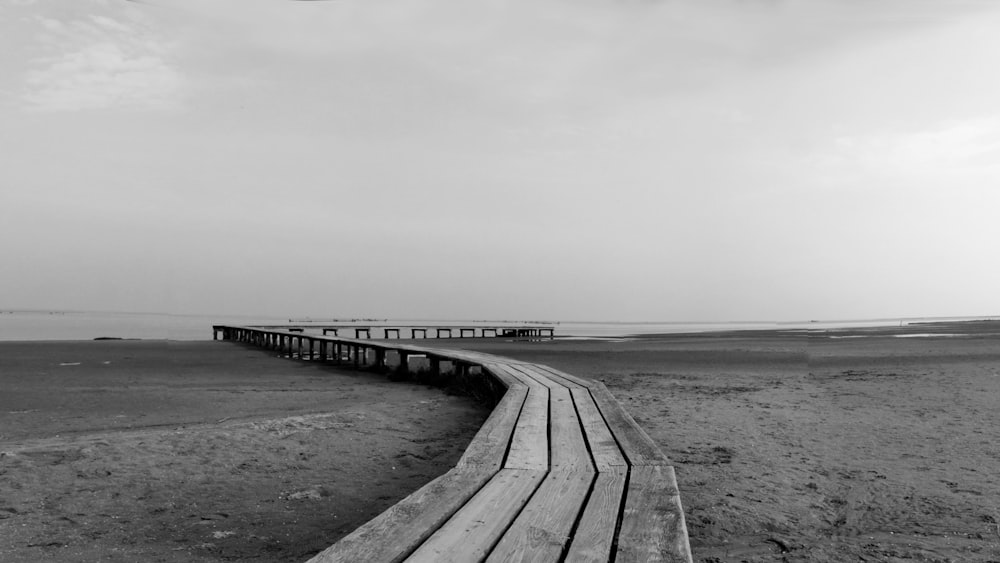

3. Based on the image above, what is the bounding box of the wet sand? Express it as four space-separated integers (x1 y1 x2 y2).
0 340 489 562
3 323 1000 562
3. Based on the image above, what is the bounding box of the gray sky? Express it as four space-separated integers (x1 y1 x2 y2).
2 0 998 321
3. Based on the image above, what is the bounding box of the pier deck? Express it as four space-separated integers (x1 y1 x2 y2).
213 325 691 563
241 324 555 340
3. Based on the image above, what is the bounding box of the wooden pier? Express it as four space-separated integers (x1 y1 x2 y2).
213 325 691 563
237 324 555 340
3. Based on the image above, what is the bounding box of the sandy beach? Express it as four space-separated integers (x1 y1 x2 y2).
2 323 1000 562
0 340 489 562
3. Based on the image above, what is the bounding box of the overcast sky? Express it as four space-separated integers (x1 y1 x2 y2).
2 0 998 322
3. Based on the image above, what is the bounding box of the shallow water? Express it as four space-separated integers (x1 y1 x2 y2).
0 311 282 341
1 309 996 341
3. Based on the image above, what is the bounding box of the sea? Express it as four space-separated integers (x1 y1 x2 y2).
1 310 995 342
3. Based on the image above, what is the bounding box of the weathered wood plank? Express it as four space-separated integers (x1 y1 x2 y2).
433 349 504 364
489 364 549 471
589 382 671 466
489 363 546 393
456 383 528 471
482 363 523 389
508 364 571 389
405 469 546 563
570 387 628 470
506 365 591 470
563 466 628 563
532 363 594 389
616 465 692 563
306 466 496 563
484 469 594 563
548 385 591 470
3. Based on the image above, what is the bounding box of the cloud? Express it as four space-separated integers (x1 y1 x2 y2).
21 9 182 111
157 0 999 140
807 115 1000 189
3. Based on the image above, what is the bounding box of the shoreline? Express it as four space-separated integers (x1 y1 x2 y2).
5 311 998 342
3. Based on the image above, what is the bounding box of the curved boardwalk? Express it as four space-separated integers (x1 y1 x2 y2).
214 326 692 563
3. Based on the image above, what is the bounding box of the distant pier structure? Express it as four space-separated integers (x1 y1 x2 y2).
214 323 555 341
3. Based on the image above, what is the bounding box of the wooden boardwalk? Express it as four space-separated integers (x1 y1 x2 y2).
238 324 556 340
213 325 692 563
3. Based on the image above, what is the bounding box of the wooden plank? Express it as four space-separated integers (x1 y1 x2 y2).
489 363 545 391
616 465 692 563
484 469 594 563
537 370 584 390
547 385 591 469
570 388 627 470
507 364 566 389
530 363 592 389
405 469 546 563
589 382 671 466
507 365 591 470
307 466 496 563
456 384 528 471
490 365 548 470
437 349 508 364
482 363 523 389
563 466 628 563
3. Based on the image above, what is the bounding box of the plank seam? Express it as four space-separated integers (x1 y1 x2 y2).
390 467 500 563
567 389 600 470
556 395 602 563
479 468 552 562
498 369 531 471
609 467 631 563
576 385 636 563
